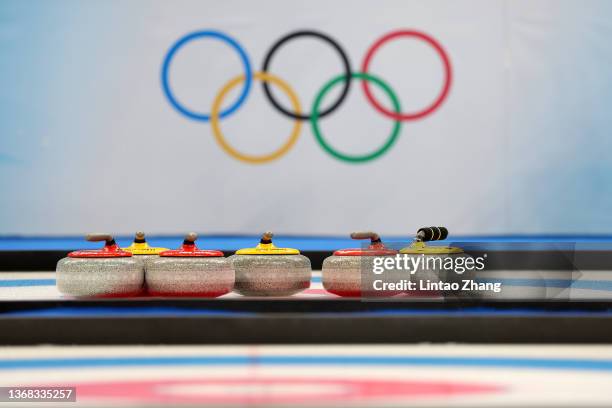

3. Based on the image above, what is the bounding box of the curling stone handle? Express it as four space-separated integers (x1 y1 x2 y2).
260 231 274 244
416 227 448 242
85 233 115 245
183 232 198 244
350 231 381 243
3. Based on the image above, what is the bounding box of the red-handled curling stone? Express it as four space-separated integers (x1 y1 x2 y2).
332 232 398 257
146 232 234 297
322 232 403 297
56 234 144 297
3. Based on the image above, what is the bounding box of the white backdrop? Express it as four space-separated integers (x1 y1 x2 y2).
1 0 611 236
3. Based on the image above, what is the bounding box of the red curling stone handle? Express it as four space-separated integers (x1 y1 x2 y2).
86 233 115 244
350 231 381 243
183 232 198 245
68 233 130 257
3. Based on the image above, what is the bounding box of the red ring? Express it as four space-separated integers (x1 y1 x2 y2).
361 30 452 121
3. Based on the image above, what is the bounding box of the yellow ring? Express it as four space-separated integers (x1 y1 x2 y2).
210 72 302 164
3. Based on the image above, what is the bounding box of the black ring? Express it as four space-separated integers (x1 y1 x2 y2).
261 30 352 121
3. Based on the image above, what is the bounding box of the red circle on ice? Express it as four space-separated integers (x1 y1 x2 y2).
71 377 502 404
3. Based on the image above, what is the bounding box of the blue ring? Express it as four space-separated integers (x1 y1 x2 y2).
161 30 252 122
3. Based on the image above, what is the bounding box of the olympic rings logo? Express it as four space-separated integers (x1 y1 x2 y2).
161 29 452 164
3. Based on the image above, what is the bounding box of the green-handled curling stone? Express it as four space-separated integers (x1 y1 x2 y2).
400 227 476 298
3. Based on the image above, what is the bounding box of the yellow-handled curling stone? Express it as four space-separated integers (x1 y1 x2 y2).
122 231 169 269
229 232 311 296
56 234 144 297
322 232 402 297
146 232 235 297
400 227 475 298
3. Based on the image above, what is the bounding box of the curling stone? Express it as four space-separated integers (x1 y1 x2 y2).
146 232 234 297
400 227 476 298
56 233 144 297
122 231 169 269
322 232 402 297
229 232 311 296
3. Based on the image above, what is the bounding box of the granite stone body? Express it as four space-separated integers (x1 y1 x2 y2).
230 254 311 296
131 254 162 271
56 257 144 297
322 255 405 297
146 257 234 297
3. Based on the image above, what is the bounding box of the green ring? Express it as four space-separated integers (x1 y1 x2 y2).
310 72 402 163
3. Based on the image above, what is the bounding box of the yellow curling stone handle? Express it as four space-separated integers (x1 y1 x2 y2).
235 231 300 255
122 231 169 255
